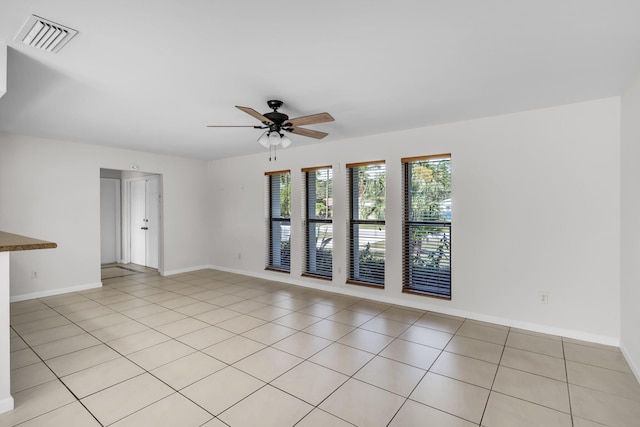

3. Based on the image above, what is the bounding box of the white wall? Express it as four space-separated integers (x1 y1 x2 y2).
0 44 6 99
0 134 209 299
0 253 13 412
100 178 120 264
621 72 640 377
0 97 624 345
208 97 622 343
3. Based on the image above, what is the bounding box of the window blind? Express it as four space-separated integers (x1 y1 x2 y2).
347 161 386 287
402 154 451 298
303 166 333 279
265 170 291 272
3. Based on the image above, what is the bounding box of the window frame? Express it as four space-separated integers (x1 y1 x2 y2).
302 166 333 280
265 170 291 273
402 154 452 299
347 160 386 288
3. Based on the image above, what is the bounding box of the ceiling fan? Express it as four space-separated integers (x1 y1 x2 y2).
208 100 334 149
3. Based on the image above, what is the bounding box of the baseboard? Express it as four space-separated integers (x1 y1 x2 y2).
0 395 14 414
620 343 640 383
207 264 619 347
10 282 102 302
161 265 212 277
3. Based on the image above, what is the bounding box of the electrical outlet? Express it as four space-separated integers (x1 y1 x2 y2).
31 271 38 279
539 292 548 304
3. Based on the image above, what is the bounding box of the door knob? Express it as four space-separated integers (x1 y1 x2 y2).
141 227 148 230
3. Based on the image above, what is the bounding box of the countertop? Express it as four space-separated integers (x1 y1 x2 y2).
0 231 57 252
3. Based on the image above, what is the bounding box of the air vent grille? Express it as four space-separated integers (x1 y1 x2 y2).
15 15 78 53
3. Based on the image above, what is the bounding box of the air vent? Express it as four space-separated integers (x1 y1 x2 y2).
15 15 78 53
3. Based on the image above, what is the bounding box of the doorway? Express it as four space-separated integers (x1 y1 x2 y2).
99 169 163 280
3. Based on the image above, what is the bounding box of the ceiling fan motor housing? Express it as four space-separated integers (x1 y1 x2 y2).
263 99 289 132
263 111 289 125
264 100 290 132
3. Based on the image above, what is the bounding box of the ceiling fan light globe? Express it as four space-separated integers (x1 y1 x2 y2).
257 131 270 148
280 135 292 148
269 132 281 146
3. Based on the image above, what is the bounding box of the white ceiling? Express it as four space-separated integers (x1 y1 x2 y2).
1 0 640 160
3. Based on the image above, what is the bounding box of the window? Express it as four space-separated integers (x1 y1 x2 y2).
402 154 452 298
303 166 333 279
265 170 291 272
347 161 386 287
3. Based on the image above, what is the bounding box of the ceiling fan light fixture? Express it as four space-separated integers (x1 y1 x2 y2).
257 131 270 148
268 131 281 146
280 134 292 148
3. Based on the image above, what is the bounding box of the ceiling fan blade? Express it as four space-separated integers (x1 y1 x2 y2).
206 125 264 128
288 126 329 139
236 106 273 124
284 112 334 127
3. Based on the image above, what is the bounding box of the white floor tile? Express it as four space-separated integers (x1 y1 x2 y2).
5 268 638 427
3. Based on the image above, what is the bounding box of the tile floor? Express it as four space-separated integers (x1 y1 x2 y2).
2 268 640 426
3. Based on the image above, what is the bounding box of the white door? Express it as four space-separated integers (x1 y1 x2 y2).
145 176 160 268
100 178 120 264
129 176 160 268
130 179 146 266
